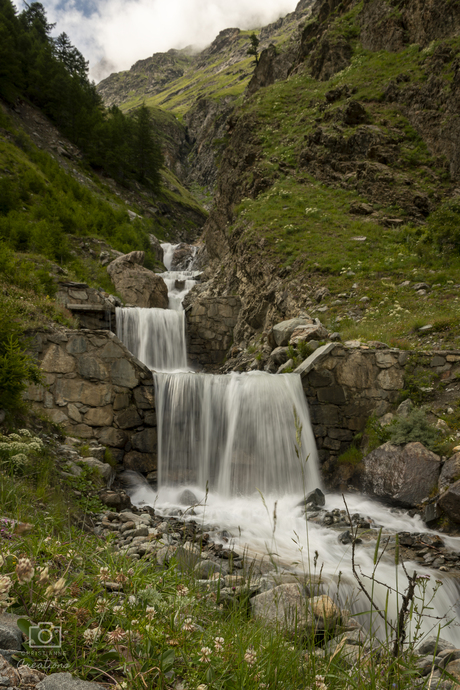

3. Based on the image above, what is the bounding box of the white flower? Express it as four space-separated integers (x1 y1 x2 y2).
16 558 35 584
146 606 156 620
199 647 212 663
83 627 101 645
214 636 224 651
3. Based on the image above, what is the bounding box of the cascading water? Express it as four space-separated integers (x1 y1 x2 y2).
115 242 198 372
116 307 188 372
116 240 460 645
155 371 321 495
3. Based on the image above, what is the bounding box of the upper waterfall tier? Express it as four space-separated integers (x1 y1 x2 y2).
116 307 189 372
154 370 321 496
159 242 200 310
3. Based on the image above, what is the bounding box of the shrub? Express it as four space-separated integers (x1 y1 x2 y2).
387 408 441 451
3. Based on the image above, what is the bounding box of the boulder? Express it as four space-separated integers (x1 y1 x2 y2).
171 243 196 270
36 673 105 690
439 453 460 491
107 251 168 308
0 613 23 651
438 479 460 522
148 234 164 264
270 317 314 347
290 324 329 345
251 583 311 632
362 442 441 507
78 457 114 483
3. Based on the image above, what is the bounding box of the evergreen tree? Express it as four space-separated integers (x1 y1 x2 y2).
247 32 260 65
131 104 163 191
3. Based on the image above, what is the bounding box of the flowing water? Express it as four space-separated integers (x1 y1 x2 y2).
116 241 460 645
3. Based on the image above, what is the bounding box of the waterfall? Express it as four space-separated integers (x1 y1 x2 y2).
115 242 198 372
155 371 321 495
116 240 460 646
116 307 188 372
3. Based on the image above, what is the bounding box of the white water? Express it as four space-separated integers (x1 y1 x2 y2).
116 307 188 372
115 242 199 372
155 371 321 495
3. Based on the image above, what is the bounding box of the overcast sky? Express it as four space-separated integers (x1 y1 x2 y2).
14 0 299 82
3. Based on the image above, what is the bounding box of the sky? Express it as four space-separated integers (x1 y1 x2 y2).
15 0 299 82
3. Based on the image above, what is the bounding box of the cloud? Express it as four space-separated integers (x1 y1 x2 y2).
17 0 299 81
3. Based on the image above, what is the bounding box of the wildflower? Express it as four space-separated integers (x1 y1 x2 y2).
182 618 195 632
146 606 156 620
197 685 208 690
83 627 101 645
176 584 189 597
45 577 66 599
126 595 136 607
127 568 134 576
167 638 180 646
99 567 110 582
16 558 35 584
315 675 328 689
244 647 257 666
214 636 224 651
37 566 50 584
0 575 12 597
200 646 212 662
112 605 123 614
106 627 127 643
95 598 110 614
116 572 127 584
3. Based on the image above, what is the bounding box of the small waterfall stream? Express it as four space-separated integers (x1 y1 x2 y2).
116 241 460 645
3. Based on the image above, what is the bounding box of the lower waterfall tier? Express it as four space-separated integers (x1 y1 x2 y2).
155 370 321 496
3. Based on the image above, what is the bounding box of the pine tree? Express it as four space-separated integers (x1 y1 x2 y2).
247 32 260 65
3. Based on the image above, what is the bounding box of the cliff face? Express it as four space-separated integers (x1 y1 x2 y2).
193 0 460 348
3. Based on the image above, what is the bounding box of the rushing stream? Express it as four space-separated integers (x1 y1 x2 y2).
116 242 460 645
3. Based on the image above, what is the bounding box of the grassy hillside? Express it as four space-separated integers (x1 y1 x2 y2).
209 7 460 351
97 5 312 118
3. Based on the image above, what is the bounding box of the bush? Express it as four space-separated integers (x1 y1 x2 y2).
387 408 441 451
0 336 42 413
425 198 460 253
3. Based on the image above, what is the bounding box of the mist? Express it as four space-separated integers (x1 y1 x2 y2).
18 0 299 82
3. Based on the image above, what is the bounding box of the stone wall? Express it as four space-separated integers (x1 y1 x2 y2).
296 343 460 469
56 281 119 331
25 329 157 478
185 296 241 367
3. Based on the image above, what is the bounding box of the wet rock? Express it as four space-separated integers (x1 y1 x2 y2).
178 489 198 506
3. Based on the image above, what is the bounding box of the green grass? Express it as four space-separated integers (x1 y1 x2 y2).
0 422 456 689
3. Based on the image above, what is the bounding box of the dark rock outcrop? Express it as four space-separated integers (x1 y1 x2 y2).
362 442 441 507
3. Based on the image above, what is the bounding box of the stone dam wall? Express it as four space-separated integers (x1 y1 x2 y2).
26 329 460 478
25 329 158 478
297 342 460 469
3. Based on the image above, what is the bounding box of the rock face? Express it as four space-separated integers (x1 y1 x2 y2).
361 442 441 507
24 329 157 474
439 480 460 523
170 243 197 270
107 251 168 308
246 44 294 97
